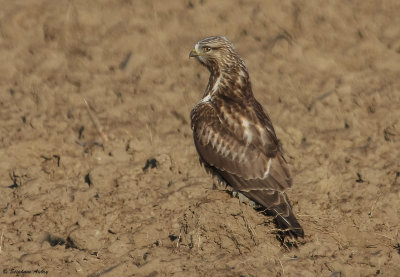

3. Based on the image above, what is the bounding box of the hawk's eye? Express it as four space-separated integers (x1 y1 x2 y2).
203 46 211 52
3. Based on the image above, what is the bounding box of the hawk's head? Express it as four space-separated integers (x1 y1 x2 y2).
189 36 240 72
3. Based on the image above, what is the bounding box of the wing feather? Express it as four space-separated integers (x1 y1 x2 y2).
191 98 304 238
191 99 291 191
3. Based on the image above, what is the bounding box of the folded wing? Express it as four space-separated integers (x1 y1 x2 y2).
191 99 304 238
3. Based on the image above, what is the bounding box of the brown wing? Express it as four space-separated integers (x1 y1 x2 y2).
191 97 292 189
191 98 304 237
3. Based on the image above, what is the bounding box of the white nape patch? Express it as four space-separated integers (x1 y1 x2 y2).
200 94 211 103
263 159 272 178
212 75 221 94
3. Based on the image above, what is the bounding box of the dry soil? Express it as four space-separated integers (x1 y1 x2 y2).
1 0 400 276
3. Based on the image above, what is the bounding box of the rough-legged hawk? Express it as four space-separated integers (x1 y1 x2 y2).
189 36 304 238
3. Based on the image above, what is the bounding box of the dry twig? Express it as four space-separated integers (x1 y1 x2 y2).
83 97 108 143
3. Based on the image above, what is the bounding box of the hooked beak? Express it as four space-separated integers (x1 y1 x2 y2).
189 48 199 58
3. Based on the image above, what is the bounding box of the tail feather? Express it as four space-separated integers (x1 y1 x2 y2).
217 170 304 239
268 207 304 238
242 190 304 238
